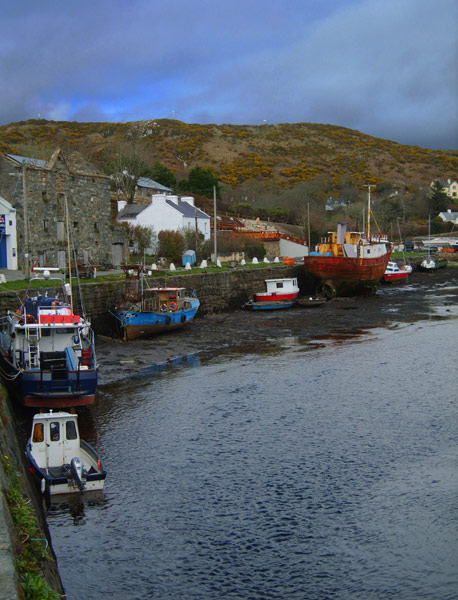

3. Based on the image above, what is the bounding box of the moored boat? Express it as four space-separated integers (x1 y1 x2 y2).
303 187 392 298
26 410 106 496
244 299 295 310
0 268 98 408
253 277 299 302
296 296 327 307
418 256 448 271
112 265 200 340
383 261 412 283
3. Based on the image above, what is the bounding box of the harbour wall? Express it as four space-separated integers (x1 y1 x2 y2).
0 265 312 334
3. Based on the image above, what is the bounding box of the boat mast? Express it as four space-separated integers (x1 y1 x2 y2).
366 185 373 242
64 194 73 311
22 164 30 278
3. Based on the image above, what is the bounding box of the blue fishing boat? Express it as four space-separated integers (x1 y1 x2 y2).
0 268 98 408
244 299 295 310
113 265 200 340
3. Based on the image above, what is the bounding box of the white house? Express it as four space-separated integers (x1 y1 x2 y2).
117 194 211 251
438 209 458 224
0 195 18 269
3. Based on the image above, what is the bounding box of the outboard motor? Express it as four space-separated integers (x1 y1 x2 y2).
70 457 86 491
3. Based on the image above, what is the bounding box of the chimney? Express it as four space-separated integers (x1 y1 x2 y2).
151 193 166 204
117 200 127 212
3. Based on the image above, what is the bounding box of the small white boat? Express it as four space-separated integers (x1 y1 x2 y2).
26 411 106 495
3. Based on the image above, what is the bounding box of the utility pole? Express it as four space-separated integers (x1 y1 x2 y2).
195 205 198 252
213 186 217 263
307 202 310 251
22 165 30 278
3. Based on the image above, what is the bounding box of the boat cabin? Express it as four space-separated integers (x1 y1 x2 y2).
142 287 187 312
30 411 82 472
264 278 298 294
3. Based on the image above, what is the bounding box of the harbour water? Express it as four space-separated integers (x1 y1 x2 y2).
46 296 457 599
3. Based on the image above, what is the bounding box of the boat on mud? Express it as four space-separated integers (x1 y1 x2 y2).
26 410 106 496
296 296 327 307
0 268 98 408
303 187 392 298
112 265 200 340
418 256 448 271
244 299 295 310
383 261 412 283
253 278 299 302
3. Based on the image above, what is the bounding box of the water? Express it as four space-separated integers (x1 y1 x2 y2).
47 309 458 599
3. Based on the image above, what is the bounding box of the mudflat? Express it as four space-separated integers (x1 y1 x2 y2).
96 268 458 385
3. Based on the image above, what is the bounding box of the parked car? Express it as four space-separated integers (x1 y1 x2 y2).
404 241 415 252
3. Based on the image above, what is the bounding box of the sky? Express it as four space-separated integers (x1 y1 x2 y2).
1 0 457 150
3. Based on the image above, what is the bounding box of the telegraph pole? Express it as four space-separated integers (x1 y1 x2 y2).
213 185 217 263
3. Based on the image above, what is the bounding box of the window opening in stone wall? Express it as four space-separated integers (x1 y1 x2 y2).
74 222 79 229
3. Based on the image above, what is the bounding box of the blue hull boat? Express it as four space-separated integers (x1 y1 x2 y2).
244 299 295 310
113 265 200 340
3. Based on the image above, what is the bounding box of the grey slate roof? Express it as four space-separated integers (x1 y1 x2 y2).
439 211 458 222
166 199 209 219
5 153 48 168
116 204 148 219
137 177 172 192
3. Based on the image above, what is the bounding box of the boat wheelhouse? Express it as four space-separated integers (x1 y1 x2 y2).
253 278 299 302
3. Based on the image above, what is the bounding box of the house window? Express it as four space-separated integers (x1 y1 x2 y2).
43 220 48 230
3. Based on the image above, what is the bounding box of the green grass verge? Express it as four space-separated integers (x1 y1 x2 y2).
0 454 60 600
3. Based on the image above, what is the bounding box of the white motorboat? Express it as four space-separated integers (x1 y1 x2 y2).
26 410 106 495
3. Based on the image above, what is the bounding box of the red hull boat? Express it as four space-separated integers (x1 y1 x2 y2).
383 261 411 283
304 189 392 298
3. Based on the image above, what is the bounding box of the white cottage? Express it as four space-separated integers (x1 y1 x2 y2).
0 195 18 269
117 194 211 252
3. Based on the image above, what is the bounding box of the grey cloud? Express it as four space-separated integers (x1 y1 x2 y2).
0 0 456 149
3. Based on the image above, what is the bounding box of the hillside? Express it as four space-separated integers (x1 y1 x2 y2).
0 119 456 192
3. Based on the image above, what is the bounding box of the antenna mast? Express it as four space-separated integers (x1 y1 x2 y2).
366 184 374 241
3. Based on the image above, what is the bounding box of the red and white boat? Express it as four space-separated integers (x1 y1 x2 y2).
253 277 299 302
383 261 412 283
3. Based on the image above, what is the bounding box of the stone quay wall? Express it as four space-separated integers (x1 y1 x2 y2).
0 265 312 334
